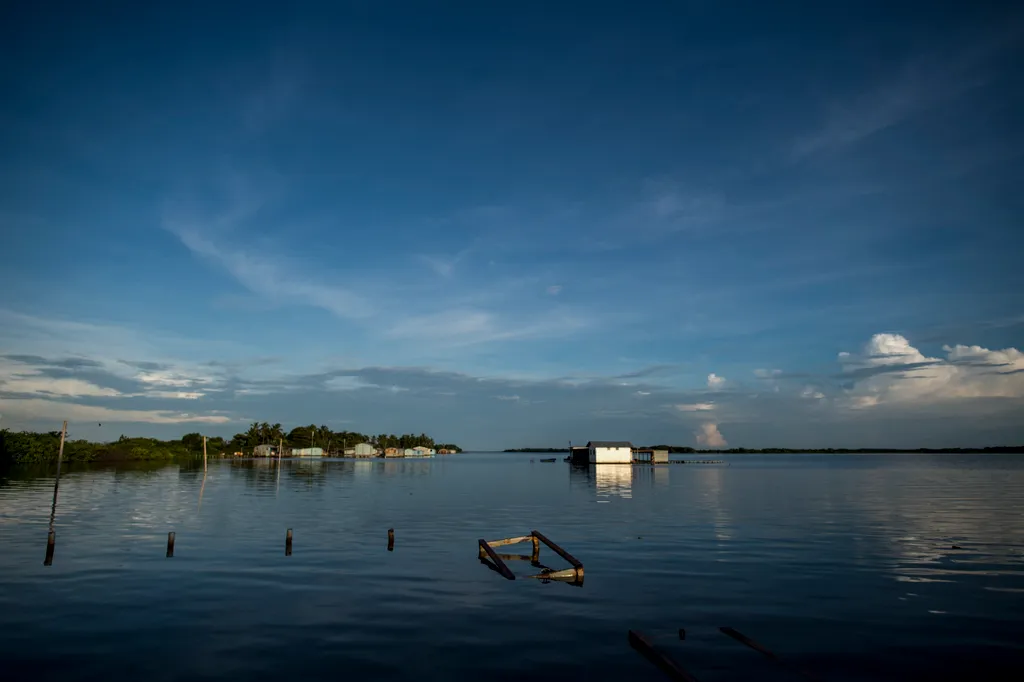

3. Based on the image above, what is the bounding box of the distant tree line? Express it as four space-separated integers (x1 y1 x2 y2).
224 422 460 453
1 423 460 464
0 430 200 464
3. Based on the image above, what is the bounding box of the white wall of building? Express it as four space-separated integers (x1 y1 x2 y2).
589 446 632 464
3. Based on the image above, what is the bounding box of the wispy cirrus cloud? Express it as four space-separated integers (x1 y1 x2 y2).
385 308 593 347
0 397 233 425
167 224 374 320
676 402 715 412
794 20 1023 157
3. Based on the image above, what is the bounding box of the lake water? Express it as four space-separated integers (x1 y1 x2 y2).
1 453 1023 681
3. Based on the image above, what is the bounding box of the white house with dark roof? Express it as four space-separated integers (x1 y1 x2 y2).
587 440 634 464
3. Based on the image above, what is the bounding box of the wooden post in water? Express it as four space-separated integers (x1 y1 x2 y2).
166 531 175 558
627 630 701 682
285 528 293 556
203 436 207 472
387 528 395 551
43 421 67 566
44 531 56 566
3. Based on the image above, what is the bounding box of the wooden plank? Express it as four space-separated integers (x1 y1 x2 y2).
531 530 582 568
485 536 534 548
628 630 702 682
719 627 822 682
478 539 515 580
496 553 536 562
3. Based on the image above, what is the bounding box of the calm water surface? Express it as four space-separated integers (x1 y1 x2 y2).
1 453 1023 681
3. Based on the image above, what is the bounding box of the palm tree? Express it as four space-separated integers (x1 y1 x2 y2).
246 422 261 448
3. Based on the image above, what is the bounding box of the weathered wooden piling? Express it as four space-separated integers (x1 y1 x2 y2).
387 528 394 551
285 528 293 556
166 531 175 558
47 421 67 527
43 423 66 567
203 436 207 472
627 630 701 682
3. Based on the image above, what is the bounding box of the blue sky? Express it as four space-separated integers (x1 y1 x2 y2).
2 1 1023 448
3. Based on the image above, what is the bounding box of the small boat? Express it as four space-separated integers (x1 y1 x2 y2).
540 457 556 463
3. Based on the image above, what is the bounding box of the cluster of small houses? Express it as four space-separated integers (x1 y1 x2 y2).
247 443 455 458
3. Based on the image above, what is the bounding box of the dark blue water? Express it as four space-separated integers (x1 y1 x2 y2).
1 453 1022 681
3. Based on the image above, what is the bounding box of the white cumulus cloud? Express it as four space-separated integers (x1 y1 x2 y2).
707 373 726 389
840 333 1024 408
695 423 727 447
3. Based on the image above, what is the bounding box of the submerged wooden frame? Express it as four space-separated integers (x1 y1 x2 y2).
477 530 584 584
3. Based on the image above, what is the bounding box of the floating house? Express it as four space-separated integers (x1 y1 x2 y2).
411 446 435 456
291 447 324 457
253 444 276 457
587 440 634 464
633 448 669 464
353 442 376 457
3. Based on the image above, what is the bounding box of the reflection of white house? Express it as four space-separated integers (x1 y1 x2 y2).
353 460 372 479
588 440 633 464
596 464 633 499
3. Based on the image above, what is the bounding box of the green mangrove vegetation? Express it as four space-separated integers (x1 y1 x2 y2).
0 422 460 464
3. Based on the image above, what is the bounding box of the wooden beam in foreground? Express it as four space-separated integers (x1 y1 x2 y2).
627 630 701 682
531 530 583 579
478 539 515 580
719 627 823 682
